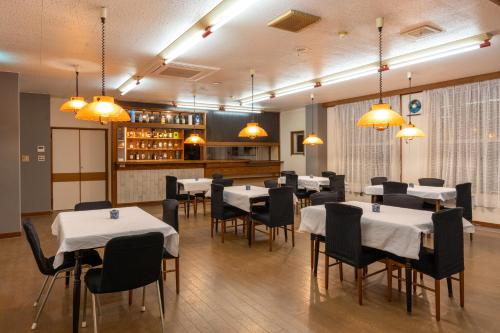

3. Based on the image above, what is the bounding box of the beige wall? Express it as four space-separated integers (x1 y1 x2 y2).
280 108 306 175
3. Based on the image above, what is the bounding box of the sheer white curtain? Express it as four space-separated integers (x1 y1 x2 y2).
327 96 401 193
425 79 500 208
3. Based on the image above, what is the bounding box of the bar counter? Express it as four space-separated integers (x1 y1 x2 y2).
112 159 281 205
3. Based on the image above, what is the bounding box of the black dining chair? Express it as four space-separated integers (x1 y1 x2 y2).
383 181 408 194
286 173 312 208
321 171 336 178
383 194 424 210
82 232 165 333
212 173 223 180
210 184 247 243
74 201 112 211
280 170 296 177
330 174 346 202
324 203 388 305
166 176 195 217
418 178 445 187
320 174 335 192
264 179 278 189
22 220 102 330
411 208 465 321
456 183 473 241
309 191 340 273
371 177 388 186
162 199 180 294
212 178 234 187
251 187 295 251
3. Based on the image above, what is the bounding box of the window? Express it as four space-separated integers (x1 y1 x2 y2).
291 131 304 155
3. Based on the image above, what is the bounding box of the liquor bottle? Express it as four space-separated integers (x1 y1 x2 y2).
168 141 173 149
195 113 200 125
161 114 166 124
130 110 135 123
173 131 179 139
181 115 186 124
188 114 193 125
140 141 145 149
175 114 180 124
138 112 143 123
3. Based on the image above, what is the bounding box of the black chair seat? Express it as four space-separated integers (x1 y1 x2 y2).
221 205 246 220
251 205 269 214
162 248 177 259
48 249 102 275
411 247 435 276
337 246 386 268
84 268 104 293
251 211 271 224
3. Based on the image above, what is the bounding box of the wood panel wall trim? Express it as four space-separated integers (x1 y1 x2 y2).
472 220 500 229
322 71 500 108
0 232 21 239
21 211 52 217
52 172 107 182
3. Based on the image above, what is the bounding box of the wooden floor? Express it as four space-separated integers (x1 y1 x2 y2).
1 197 500 332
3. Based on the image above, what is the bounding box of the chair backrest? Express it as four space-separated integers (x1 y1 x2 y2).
212 173 223 180
383 181 408 194
285 173 299 191
22 220 52 275
280 170 296 177
418 178 445 187
74 201 112 211
383 194 423 210
331 175 346 201
264 179 278 189
210 184 226 219
310 191 339 206
268 187 294 227
456 182 472 221
432 208 465 279
321 171 336 178
165 176 178 199
371 177 388 186
97 232 164 293
213 178 234 187
162 199 179 232
325 203 363 267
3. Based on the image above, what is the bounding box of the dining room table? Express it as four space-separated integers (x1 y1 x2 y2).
278 175 330 191
177 178 212 217
51 206 179 333
364 184 457 211
299 201 474 313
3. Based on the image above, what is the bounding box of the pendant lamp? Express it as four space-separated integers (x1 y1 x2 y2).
396 72 426 141
238 70 268 139
76 7 130 123
60 68 87 112
184 95 206 145
303 94 324 145
357 17 405 131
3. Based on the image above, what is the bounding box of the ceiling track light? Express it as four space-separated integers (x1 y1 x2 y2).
238 32 492 103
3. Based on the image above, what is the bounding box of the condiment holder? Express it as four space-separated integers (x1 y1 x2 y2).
110 209 120 219
371 203 381 213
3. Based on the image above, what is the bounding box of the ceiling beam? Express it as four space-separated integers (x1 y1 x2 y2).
322 70 500 108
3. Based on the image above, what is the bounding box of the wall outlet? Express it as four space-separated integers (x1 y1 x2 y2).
37 155 45 162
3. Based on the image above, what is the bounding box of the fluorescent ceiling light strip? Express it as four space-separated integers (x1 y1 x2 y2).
223 108 261 113
321 68 378 86
241 94 271 105
389 44 480 69
209 0 257 32
118 77 141 95
274 82 316 98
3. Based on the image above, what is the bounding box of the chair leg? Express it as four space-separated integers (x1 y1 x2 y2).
141 286 146 312
313 239 320 277
338 262 343 282
215 218 219 233
252 221 256 243
324 255 329 289
82 287 88 328
210 218 214 238
31 274 57 330
162 259 167 280
175 257 180 294
413 270 417 294
65 271 70 288
397 268 402 292
446 277 453 297
156 281 165 333
387 261 392 302
221 220 226 243
459 271 464 307
284 226 288 242
33 275 49 307
269 227 273 251
92 293 98 333
310 239 314 270
291 225 295 247
357 268 363 305
435 279 441 321
203 197 206 215
469 233 473 241
234 219 238 235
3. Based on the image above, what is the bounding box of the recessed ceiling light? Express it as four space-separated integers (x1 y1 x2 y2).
338 31 348 39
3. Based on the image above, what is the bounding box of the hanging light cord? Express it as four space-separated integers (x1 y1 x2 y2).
408 77 413 125
75 71 79 96
101 15 106 96
193 94 197 135
378 26 383 103
251 73 254 122
311 96 314 134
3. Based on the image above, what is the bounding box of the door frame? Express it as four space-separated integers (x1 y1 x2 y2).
50 127 108 210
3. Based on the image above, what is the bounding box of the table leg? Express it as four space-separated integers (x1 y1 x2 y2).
371 195 375 203
186 193 190 218
405 259 412 313
73 250 82 333
435 200 441 211
158 275 165 314
247 214 252 247
313 237 320 277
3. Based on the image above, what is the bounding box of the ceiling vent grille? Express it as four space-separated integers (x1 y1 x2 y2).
403 25 442 39
267 10 321 33
149 61 220 81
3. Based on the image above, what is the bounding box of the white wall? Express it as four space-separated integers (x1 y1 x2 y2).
280 108 306 175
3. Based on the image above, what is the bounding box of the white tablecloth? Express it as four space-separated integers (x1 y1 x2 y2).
51 206 179 268
364 185 457 201
299 201 474 259
278 176 330 191
178 178 212 192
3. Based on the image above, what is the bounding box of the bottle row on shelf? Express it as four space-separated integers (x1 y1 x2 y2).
128 110 203 125
127 128 182 139
128 151 182 161
123 140 181 150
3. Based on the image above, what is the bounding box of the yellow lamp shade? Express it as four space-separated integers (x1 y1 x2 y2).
396 123 426 140
357 103 406 131
184 133 206 145
303 133 324 145
60 96 87 112
238 122 268 139
75 96 130 123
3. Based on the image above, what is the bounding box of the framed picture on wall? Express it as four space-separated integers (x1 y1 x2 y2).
291 131 304 155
